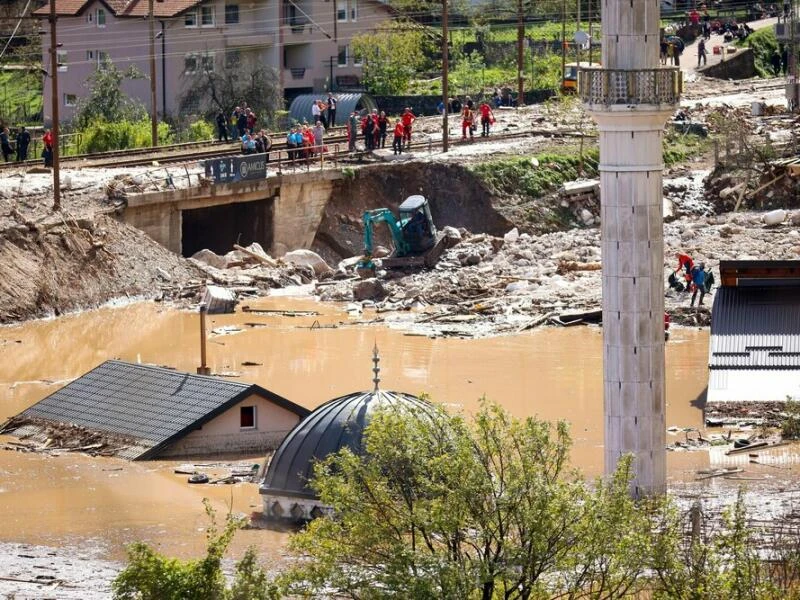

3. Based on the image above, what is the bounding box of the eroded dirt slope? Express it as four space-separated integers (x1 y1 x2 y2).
0 213 202 323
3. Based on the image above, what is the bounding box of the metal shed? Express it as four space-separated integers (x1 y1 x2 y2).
707 261 800 406
288 93 377 124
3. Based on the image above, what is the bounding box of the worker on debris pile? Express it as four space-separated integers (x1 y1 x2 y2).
675 252 694 279
690 262 708 307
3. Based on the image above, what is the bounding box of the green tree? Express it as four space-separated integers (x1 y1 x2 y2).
73 59 146 128
351 21 435 95
179 53 281 127
284 400 652 599
113 499 279 600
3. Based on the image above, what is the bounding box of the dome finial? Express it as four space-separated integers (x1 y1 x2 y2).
372 343 381 392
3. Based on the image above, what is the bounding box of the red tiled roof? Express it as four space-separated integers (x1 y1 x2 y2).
122 0 203 18
34 0 199 18
34 0 92 16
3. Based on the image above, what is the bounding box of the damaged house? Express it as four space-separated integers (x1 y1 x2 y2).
4 360 309 459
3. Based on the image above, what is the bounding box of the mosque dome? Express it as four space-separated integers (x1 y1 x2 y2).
259 348 430 520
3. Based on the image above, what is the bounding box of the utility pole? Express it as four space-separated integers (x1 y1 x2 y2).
148 0 157 146
517 0 524 106
49 0 60 211
442 0 449 152
561 0 566 87
791 0 798 113
575 0 580 65
588 0 593 65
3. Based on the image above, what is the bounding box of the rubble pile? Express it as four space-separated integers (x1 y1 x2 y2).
0 416 139 458
189 243 333 294
312 206 800 337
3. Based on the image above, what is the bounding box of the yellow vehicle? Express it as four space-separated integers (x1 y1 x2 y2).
561 61 596 94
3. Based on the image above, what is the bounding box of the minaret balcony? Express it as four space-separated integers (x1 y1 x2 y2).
579 67 682 108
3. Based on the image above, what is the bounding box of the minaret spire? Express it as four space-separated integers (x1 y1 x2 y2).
372 343 381 392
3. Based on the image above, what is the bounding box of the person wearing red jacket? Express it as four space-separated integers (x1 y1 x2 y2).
675 252 694 285
401 107 415 149
42 128 54 167
479 102 494 137
392 119 404 155
461 106 474 141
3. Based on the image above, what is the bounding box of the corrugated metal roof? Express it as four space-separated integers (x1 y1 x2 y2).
260 390 430 500
19 360 309 459
709 286 800 370
288 93 377 124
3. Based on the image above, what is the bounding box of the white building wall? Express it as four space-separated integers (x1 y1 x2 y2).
158 393 303 458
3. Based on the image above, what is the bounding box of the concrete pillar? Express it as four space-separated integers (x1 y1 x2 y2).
582 0 680 496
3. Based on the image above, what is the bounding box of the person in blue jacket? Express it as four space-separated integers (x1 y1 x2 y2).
690 262 707 307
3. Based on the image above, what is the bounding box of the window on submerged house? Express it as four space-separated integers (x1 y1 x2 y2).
240 406 256 429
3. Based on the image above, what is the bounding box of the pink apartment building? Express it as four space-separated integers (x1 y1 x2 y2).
38 0 391 122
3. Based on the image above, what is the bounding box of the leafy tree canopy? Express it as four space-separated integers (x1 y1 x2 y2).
73 59 146 128
351 21 436 95
179 53 281 127
284 400 652 600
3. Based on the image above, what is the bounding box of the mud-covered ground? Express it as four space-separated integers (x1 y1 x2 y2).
0 541 120 599
0 76 795 330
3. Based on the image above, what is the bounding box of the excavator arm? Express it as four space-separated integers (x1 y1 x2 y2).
362 209 410 258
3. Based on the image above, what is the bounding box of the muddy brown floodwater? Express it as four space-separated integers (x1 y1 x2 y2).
0 297 710 565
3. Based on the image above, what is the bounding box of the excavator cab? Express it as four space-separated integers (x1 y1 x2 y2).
356 195 445 277
398 195 437 254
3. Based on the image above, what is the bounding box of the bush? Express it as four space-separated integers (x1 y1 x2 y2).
76 119 172 153
186 119 215 142
112 499 280 600
737 28 781 78
781 399 800 439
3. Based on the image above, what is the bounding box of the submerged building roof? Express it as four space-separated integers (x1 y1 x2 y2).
260 389 430 500
16 360 309 459
708 261 800 404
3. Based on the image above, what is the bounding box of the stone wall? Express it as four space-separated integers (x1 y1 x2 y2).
700 47 755 80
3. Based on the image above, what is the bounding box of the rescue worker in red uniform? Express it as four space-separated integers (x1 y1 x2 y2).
461 106 474 141
401 107 415 149
675 252 694 286
392 119 404 155
479 101 494 137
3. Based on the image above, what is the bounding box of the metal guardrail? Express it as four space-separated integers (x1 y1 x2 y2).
578 67 682 107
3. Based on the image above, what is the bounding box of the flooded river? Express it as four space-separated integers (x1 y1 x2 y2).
0 298 711 563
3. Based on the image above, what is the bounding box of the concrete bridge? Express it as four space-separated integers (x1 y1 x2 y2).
124 170 344 258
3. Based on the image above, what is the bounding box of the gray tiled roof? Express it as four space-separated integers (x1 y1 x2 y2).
710 286 800 370
20 360 308 459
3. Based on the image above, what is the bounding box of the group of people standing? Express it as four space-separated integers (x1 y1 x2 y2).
0 126 45 164
285 121 326 163
346 107 414 155
310 92 338 130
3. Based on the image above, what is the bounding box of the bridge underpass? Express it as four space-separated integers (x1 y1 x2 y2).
123 170 341 259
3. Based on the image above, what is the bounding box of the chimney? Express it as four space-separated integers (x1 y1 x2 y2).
197 303 211 375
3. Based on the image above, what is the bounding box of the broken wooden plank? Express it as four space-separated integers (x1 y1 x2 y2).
233 244 278 267
696 468 744 481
